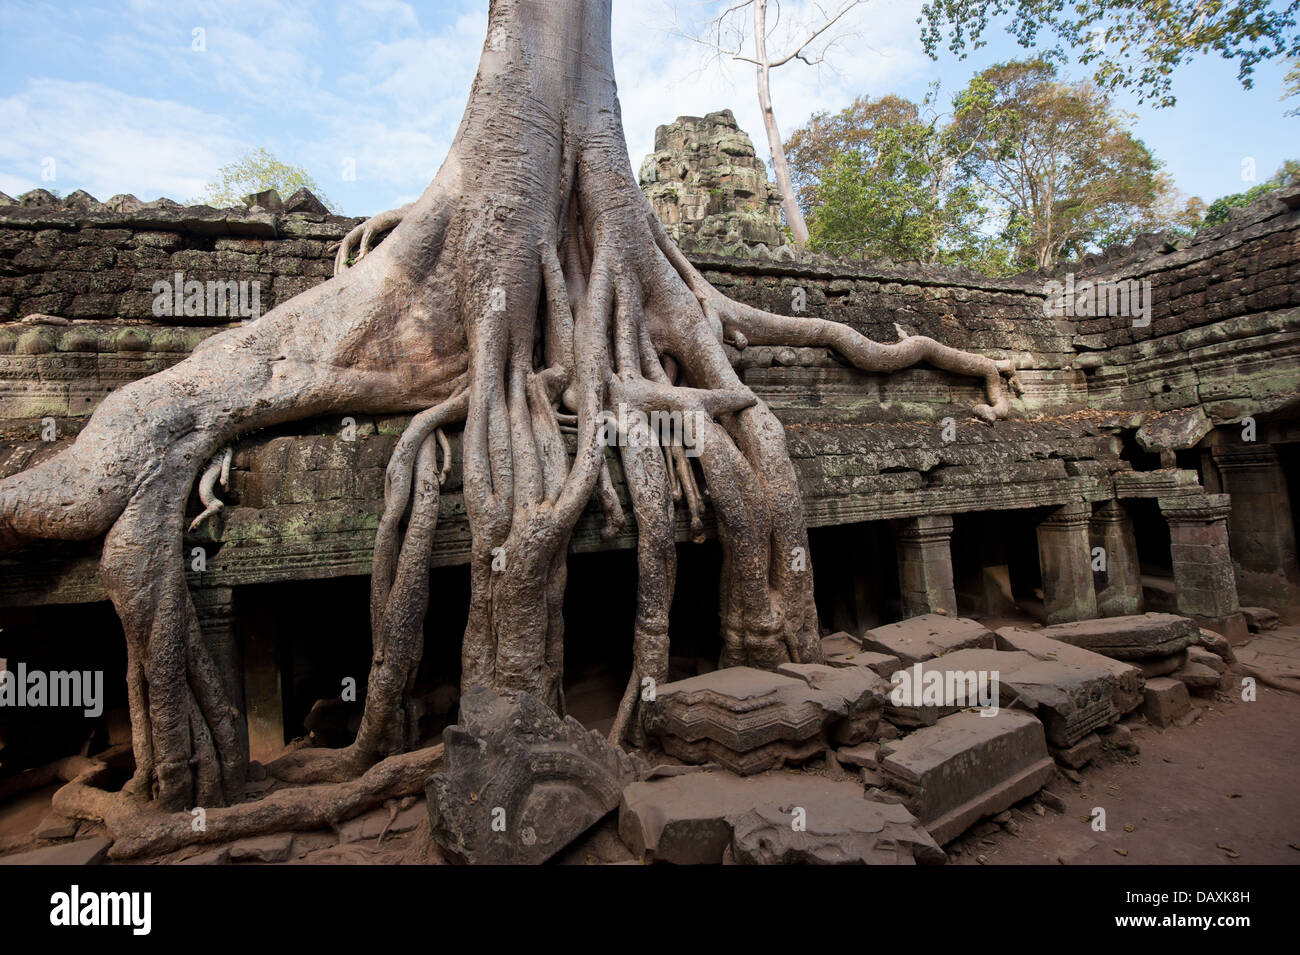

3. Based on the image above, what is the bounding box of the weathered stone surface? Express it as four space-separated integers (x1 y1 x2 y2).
1037 500 1100 624
881 648 1027 727
1035 612 1198 659
1051 732 1102 769
1007 659 1117 745
996 626 1145 714
1099 721 1137 752
642 664 884 774
427 687 646 865
858 614 996 667
1135 407 1212 452
638 109 787 251
243 188 284 212
835 740 879 769
228 832 294 863
1187 644 1227 674
283 188 330 216
19 188 59 207
33 812 78 840
1173 660 1223 692
177 845 231 865
1091 500 1144 616
776 661 888 744
1142 676 1191 727
1212 447 1300 613
0 835 111 865
618 770 944 865
877 710 1055 845
894 514 958 617
820 634 901 677
1195 628 1235 663
1135 651 1188 677
883 645 1115 744
1242 607 1279 632
1159 495 1244 636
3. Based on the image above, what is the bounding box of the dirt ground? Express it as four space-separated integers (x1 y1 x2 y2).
952 641 1300 866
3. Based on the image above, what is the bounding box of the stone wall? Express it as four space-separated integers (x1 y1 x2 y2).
1 179 1298 631
0 192 357 425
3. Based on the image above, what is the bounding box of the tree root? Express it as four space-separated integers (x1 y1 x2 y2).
273 393 466 785
188 446 232 531
334 203 414 275
51 744 443 860
649 211 1024 423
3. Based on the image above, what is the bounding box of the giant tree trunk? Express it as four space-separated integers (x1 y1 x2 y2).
0 0 1019 824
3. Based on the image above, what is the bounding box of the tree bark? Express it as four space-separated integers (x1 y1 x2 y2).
754 0 812 246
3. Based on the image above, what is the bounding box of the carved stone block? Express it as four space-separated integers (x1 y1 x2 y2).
427 687 646 865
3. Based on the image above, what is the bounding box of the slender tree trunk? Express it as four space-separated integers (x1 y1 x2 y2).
754 0 811 247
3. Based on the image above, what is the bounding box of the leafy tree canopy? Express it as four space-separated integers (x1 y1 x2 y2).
920 0 1300 108
787 59 1201 272
197 147 336 212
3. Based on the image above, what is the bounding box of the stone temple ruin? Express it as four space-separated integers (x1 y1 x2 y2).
0 110 1298 866
639 109 789 252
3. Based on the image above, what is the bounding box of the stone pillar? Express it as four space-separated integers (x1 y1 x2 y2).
894 515 958 617
1037 501 1099 624
1158 493 1248 643
1212 446 1300 616
1090 500 1144 617
240 610 286 764
192 586 250 762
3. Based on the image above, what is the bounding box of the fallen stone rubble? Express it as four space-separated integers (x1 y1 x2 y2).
619 769 945 864
0 612 1259 866
640 663 886 774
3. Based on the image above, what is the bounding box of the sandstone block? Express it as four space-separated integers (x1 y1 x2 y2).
642 665 885 774
0 836 111 865
858 614 996 667
1051 732 1102 769
1036 612 1197 659
618 770 944 865
996 626 1145 714
1142 677 1191 727
427 687 645 865
877 710 1055 845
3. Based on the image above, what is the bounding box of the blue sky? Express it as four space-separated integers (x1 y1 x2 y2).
0 0 1295 217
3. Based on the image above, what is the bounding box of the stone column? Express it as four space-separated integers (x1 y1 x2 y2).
1090 500 1144 617
1158 493 1248 643
191 586 250 761
894 515 958 617
1037 501 1099 624
240 608 286 764
1212 446 1300 616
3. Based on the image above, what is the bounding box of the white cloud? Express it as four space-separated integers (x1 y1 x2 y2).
0 79 245 202
0 1 930 212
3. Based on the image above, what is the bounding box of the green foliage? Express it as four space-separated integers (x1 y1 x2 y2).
787 60 1195 272
1284 55 1300 115
1202 160 1300 224
951 59 1183 269
796 91 1004 268
197 147 336 212
920 0 1300 108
